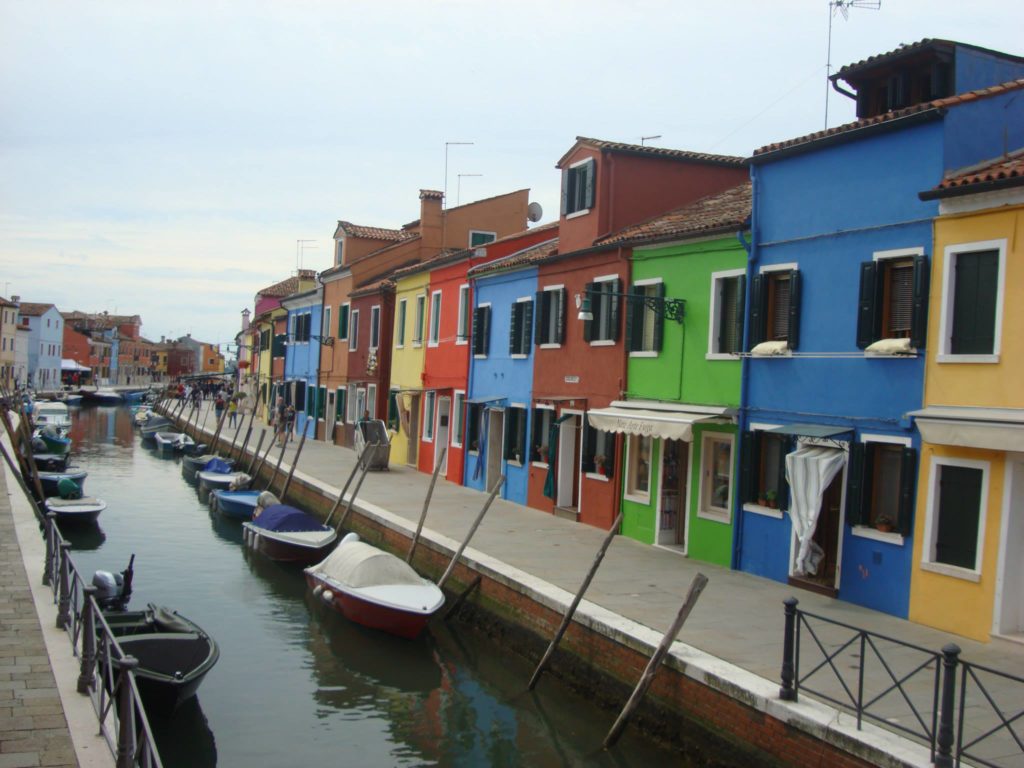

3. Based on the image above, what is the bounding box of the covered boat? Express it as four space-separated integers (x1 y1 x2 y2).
34 425 71 455
43 496 107 523
305 534 444 639
38 467 87 497
182 453 230 481
139 415 171 439
242 504 337 564
197 470 249 493
211 489 261 520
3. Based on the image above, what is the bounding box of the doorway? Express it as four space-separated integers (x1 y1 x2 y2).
486 409 504 493
556 414 580 510
436 397 451 475
789 469 844 597
406 394 420 466
658 439 689 548
996 460 1024 638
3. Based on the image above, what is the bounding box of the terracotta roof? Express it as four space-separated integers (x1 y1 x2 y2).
920 151 1024 200
17 302 55 317
752 78 1024 160
350 278 395 299
557 137 744 169
256 270 317 298
0 296 17 307
388 248 464 281
833 39 1024 83
468 238 560 278
334 221 416 241
596 183 751 246
420 189 443 200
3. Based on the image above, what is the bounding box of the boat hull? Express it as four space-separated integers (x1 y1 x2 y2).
243 525 336 565
38 469 87 497
305 572 435 639
211 490 260 519
43 497 105 523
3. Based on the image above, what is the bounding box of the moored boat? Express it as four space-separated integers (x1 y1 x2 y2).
197 470 249 493
139 415 171 439
38 467 87 497
211 489 261 520
242 504 337 564
43 496 107 523
34 425 71 455
33 401 72 429
154 431 187 452
182 454 231 482
83 388 124 405
304 533 444 639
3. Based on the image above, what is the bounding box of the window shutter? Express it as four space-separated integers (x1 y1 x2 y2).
472 307 484 355
481 306 490 356
733 275 746 353
787 270 801 350
509 303 520 355
856 261 879 349
910 256 929 349
777 436 792 510
582 282 595 342
845 442 866 525
556 288 566 344
535 291 547 346
523 300 533 350
898 447 917 536
652 283 666 352
584 159 596 209
609 278 621 342
624 290 637 352
560 168 569 216
518 409 527 457
739 431 757 504
338 306 348 339
748 274 765 349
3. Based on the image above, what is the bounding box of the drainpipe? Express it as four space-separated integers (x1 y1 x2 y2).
731 166 758 571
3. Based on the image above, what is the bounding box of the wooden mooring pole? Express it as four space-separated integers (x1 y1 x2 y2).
437 474 504 590
528 511 624 691
278 428 309 499
265 434 289 493
407 446 446 564
324 442 372 529
335 443 379 531
602 572 709 749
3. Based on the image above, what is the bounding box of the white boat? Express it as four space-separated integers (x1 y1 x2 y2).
154 431 187 451
197 471 250 492
33 401 72 429
44 496 107 523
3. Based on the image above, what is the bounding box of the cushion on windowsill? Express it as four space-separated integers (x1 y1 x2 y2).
865 337 914 356
751 340 790 356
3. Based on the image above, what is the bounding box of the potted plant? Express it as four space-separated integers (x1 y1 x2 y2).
765 489 778 509
538 444 549 463
875 514 895 533
594 454 607 475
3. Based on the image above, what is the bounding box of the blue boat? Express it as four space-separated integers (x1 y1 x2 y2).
211 489 261 520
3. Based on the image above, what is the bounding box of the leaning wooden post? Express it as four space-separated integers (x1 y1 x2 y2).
528 511 624 691
278 428 309 499
323 442 372 529
265 434 290 493
0 439 47 527
210 403 229 455
335 443 378 531
407 446 447 564
236 394 262 461
438 474 505 590
602 572 709 749
77 585 98 693
42 513 57 586
8 408 45 502
251 433 276 483
245 431 267 476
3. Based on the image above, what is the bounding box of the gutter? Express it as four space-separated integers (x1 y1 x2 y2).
732 182 756 571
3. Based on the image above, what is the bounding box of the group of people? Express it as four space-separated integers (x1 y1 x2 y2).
177 380 241 428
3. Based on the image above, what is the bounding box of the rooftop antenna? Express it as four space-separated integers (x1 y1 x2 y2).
640 135 662 146
296 239 317 272
443 141 474 210
456 173 482 206
825 0 881 130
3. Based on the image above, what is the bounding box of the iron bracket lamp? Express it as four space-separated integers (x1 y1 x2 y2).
575 290 685 324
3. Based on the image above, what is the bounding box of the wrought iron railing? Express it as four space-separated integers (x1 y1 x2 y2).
957 659 1024 768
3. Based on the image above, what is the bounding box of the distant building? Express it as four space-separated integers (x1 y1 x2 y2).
0 296 17 389
16 300 63 390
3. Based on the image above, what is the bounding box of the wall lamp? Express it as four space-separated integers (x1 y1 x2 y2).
575 290 685 324
276 333 335 347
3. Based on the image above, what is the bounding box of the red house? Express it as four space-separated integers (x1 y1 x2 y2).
343 278 396 438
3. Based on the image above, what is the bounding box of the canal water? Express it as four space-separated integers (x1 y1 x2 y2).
61 406 692 767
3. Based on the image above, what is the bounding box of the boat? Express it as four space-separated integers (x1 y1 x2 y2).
197 470 249 494
182 454 230 482
34 425 71 455
242 504 337 564
38 467 87 497
210 489 261 520
43 496 107 523
83 388 124 405
33 401 72 429
304 533 444 639
173 434 197 453
154 431 188 452
139 415 171 439
32 452 70 472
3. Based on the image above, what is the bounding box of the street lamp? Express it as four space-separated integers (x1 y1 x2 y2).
575 289 686 324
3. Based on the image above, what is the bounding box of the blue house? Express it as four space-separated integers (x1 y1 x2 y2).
464 238 558 504
282 286 323 438
737 39 1024 617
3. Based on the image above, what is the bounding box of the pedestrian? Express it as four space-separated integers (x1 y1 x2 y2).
214 392 225 423
285 403 296 443
227 397 238 428
274 396 287 445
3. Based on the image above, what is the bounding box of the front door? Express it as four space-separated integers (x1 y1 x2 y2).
436 397 451 475
486 409 504 493
556 415 580 509
658 439 689 548
790 470 844 596
406 394 420 466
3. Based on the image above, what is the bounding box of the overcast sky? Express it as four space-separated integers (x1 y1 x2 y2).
2 1 1022 352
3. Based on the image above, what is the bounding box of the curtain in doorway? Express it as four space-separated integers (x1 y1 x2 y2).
785 445 846 576
544 413 575 500
472 409 490 481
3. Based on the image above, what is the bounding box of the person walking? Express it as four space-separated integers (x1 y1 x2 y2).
284 403 296 444
227 396 238 428
214 392 225 424
274 396 287 445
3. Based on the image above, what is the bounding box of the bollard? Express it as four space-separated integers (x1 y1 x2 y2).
42 513 57 586
934 643 961 768
77 586 98 693
780 597 799 701
115 656 139 768
56 542 72 630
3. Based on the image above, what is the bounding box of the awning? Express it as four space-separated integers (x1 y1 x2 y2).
908 406 1024 452
766 423 852 440
586 407 713 442
61 359 90 372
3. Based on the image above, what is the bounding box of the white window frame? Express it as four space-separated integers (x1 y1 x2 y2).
532 403 556 469
589 273 620 347
413 294 426 347
339 303 351 342
456 284 470 345
346 383 358 422
349 309 360 352
396 298 407 348
539 284 564 349
921 455 989 582
452 390 465 447
428 290 442 347
423 391 436 441
707 268 747 360
474 302 491 359
323 306 331 341
469 230 497 248
623 434 654 504
370 305 381 351
367 384 377 421
355 387 367 422
697 432 734 523
937 238 1006 364
850 433 912 545
629 277 664 357
565 157 593 219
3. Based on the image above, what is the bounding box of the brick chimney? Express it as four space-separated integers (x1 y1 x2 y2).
419 189 443 255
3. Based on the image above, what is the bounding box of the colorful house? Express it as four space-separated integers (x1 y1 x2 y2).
282 286 323 438
585 183 750 567
345 278 394 430
1 297 19 389
16 302 63 390
738 40 1024 617
907 153 1024 641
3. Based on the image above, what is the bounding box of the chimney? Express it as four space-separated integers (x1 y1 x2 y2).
241 308 251 332
419 189 443 255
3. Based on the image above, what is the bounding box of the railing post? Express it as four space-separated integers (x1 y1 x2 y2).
115 656 139 768
934 643 960 768
77 586 97 694
42 513 56 586
780 597 799 701
56 542 72 630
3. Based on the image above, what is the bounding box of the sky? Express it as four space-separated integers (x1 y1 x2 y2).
2 1 1022 354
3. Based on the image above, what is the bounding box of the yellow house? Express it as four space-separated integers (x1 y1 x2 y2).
389 270 430 467
908 156 1024 642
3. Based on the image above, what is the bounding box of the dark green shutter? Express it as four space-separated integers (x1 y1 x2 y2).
910 256 930 350
584 159 595 209
609 278 621 342
951 250 998 354
517 409 527 458
748 274 765 349
555 289 566 344
338 306 348 339
739 430 757 504
935 465 982 569
509 303 521 355
582 282 595 342
481 306 490 355
787 270 801 350
560 166 569 216
856 261 879 349
898 447 917 536
845 441 866 525
777 436 792 510
535 291 547 346
272 334 286 357
733 275 746 352
523 300 533 351
652 283 666 352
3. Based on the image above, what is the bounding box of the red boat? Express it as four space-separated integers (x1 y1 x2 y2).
304 534 445 639
242 504 337 565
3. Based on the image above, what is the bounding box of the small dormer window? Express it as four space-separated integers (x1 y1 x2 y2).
562 158 595 216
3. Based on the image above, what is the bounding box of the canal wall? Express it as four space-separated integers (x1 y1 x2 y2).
175 407 934 768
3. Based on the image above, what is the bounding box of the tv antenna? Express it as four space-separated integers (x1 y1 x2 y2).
456 173 482 207
443 141 474 210
296 239 318 271
640 134 662 146
825 0 881 130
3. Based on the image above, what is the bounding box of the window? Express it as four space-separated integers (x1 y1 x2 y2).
939 240 1005 361
509 298 534 357
370 305 381 350
740 431 789 511
413 295 426 345
469 231 497 247
856 251 928 349
626 281 664 353
338 304 350 342
335 387 346 422
709 271 746 356
472 305 491 357
561 157 595 216
535 287 566 346
323 307 331 340
428 291 442 346
335 239 344 265
699 433 733 521
456 285 470 344
749 268 801 349
355 388 367 422
347 384 358 422
387 390 400 431
452 391 465 447
925 459 987 574
349 310 360 352
504 407 527 463
583 278 620 344
305 385 315 418
626 435 653 498
294 381 306 412
367 384 377 420
317 386 326 419
396 299 407 347
532 407 554 464
423 391 436 440
846 439 916 535
466 403 484 453
271 333 286 358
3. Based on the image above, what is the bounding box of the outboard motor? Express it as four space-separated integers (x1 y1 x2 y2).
91 555 135 612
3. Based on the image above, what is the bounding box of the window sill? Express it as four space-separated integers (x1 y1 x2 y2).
427 342 440 348
412 342 423 348
506 460 523 468
468 450 480 456
395 344 404 349
624 492 650 504
851 525 904 545
920 560 981 583
456 339 469 346
348 348 359 354
706 353 741 361
531 461 549 469
629 351 658 358
698 509 731 524
936 353 999 364
589 340 615 347
473 354 488 360
743 503 783 519
565 208 590 220
585 472 609 483
423 437 434 443
511 353 528 360
539 343 562 350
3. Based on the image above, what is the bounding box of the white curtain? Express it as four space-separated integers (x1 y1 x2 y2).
786 445 846 576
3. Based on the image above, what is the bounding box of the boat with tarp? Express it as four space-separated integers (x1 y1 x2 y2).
242 504 337 564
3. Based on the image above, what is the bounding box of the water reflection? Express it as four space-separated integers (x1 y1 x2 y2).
147 697 217 768
62 522 107 551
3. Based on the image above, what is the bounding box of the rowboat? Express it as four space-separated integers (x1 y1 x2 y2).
210 489 261 520
154 431 187 452
38 467 87 497
43 496 107 523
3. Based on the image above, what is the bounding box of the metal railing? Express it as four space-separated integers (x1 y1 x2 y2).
780 597 1024 768
43 512 164 768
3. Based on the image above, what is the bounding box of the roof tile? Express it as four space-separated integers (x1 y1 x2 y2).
561 137 744 168
468 238 560 278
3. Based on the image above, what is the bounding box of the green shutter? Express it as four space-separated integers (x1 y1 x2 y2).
748 274 765 349
777 436 792 510
335 388 343 420
555 289 566 344
317 386 326 419
338 306 348 339
935 465 982 569
584 159 596 209
739 431 757 504
845 442 866 525
481 306 490 356
560 167 569 216
898 447 917 536
609 278 621 342
522 300 533 351
910 256 929 350
856 261 879 349
535 291 548 345
581 282 595 342
951 250 998 354
472 307 486 356
787 270 801 350
624 291 638 352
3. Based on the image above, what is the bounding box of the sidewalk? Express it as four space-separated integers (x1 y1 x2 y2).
193 404 1024 763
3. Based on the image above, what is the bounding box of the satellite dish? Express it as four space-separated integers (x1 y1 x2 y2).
527 202 543 222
